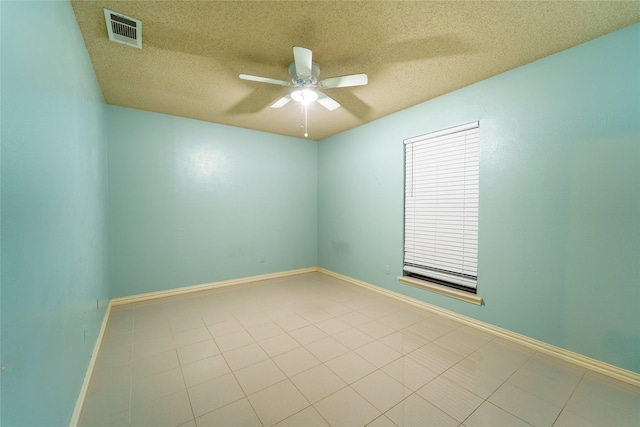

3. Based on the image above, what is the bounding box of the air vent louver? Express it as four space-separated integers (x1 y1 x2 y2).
103 9 142 49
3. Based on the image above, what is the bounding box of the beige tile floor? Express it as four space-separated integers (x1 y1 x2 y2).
79 272 640 426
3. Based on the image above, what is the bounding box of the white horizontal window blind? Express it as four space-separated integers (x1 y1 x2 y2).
404 121 479 291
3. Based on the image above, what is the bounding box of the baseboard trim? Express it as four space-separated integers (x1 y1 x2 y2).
111 267 320 306
69 301 113 427
318 268 640 387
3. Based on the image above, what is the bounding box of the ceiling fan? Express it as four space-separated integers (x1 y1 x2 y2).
239 46 368 111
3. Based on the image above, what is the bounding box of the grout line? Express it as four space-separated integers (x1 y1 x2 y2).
171 321 197 426
550 368 588 427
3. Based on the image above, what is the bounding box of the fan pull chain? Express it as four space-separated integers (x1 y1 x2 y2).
303 103 309 138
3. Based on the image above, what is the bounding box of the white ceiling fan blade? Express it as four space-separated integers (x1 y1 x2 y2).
318 73 368 89
293 46 313 77
271 94 292 108
239 74 291 87
316 92 340 111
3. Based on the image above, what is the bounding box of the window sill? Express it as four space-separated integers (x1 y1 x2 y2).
398 276 484 305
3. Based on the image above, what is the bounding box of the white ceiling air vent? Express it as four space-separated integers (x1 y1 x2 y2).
103 9 142 49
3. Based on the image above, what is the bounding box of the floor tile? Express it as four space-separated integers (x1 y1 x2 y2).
442 356 504 399
379 330 427 355
274 406 330 426
561 372 640 426
214 329 255 352
417 375 483 422
133 334 175 360
355 340 402 368
132 349 179 381
291 364 347 403
325 351 377 384
366 415 398 427
234 358 287 395
570 371 640 412
274 313 311 331
358 302 399 319
235 312 271 328
466 339 532 380
87 364 131 396
248 380 310 426
259 332 301 357
407 341 465 374
131 367 185 407
417 316 461 335
381 356 440 392
507 363 578 407
385 393 458 427
338 310 372 327
272 346 321 377
223 342 269 371
181 354 230 387
176 339 220 366
246 321 284 341
357 320 396 339
333 327 375 350
130 389 193 427
323 302 353 316
433 325 492 356
305 336 350 362
169 316 205 334
488 382 562 426
206 318 244 336
298 307 334 323
463 401 531 427
352 370 411 412
80 387 130 422
522 352 585 385
316 317 352 335
378 311 420 330
403 321 447 342
187 373 245 417
552 409 599 427
172 326 211 348
133 322 172 343
314 386 380 427
289 324 329 345
195 398 262 427
79 408 130 427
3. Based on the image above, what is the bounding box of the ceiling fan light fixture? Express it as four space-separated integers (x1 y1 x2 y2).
291 89 318 104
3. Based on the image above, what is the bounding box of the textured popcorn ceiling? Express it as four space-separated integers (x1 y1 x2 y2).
71 1 640 140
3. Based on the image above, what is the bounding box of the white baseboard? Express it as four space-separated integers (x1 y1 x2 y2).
69 301 113 427
111 267 319 306
319 268 640 388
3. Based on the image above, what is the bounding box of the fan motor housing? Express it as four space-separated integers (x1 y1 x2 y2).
289 62 320 86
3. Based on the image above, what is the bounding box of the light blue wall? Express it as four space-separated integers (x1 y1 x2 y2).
1 1 109 426
319 24 640 374
107 106 318 297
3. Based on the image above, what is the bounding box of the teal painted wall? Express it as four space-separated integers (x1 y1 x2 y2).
319 24 640 374
1 1 109 426
106 106 318 298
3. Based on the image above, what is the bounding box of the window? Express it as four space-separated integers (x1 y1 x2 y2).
403 121 479 293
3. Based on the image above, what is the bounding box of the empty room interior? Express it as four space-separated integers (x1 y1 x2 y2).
2 1 640 426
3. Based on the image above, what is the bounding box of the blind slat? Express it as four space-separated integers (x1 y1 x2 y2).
404 122 479 290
